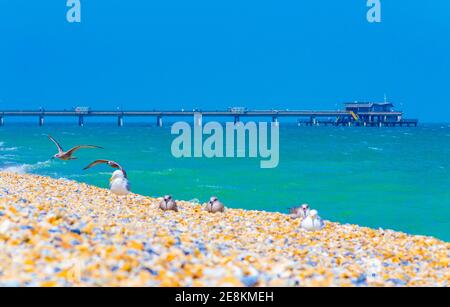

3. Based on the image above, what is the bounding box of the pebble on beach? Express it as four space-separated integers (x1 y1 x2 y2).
0 172 449 287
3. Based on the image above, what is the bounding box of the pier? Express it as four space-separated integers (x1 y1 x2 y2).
0 102 418 127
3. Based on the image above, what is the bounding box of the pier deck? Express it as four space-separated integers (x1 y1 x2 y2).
0 109 418 127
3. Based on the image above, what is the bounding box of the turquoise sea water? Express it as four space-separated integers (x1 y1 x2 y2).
1 122 449 241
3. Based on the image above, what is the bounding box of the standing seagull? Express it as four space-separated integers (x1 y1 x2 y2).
48 135 103 161
83 160 130 195
289 204 310 219
159 195 178 212
205 196 225 213
301 210 325 231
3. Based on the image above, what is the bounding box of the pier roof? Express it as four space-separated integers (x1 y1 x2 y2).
344 102 394 108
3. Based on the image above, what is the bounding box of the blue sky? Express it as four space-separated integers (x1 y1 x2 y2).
0 1 449 122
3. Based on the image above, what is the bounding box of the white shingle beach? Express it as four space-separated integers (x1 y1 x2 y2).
0 172 449 287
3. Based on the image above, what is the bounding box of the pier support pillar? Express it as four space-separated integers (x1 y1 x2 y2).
234 116 240 124
272 116 279 127
194 113 202 127
38 115 44 127
156 115 163 127
78 115 84 127
118 116 124 127
0 116 3 126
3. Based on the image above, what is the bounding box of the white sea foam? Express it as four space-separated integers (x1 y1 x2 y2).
0 147 18 152
199 184 221 189
0 140 17 152
368 147 383 151
0 154 17 160
1 165 29 174
0 160 51 174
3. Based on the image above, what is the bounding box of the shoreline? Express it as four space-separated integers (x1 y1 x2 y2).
0 171 449 286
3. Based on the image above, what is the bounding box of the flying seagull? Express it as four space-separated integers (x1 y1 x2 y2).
48 135 103 161
83 160 130 195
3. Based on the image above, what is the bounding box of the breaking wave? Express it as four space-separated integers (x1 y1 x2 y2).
0 160 52 174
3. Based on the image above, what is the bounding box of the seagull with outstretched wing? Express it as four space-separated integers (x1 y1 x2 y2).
48 135 103 161
83 159 130 195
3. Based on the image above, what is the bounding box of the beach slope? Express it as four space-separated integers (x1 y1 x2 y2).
0 172 448 286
